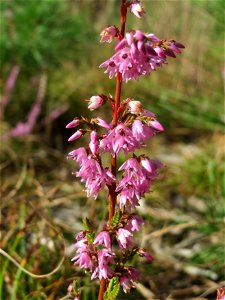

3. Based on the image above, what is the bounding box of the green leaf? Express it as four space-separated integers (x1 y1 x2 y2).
86 232 95 244
82 217 93 231
104 277 120 300
109 211 121 229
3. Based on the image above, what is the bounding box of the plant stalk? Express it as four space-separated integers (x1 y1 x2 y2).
97 1 127 300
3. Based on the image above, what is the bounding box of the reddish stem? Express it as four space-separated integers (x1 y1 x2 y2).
97 1 127 300
110 0 127 220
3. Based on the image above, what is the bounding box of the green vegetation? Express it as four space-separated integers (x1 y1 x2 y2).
0 0 224 299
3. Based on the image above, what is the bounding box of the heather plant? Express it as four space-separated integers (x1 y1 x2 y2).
66 1 184 299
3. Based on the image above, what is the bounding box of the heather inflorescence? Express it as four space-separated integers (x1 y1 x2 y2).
66 1 184 299
100 29 184 82
66 98 163 295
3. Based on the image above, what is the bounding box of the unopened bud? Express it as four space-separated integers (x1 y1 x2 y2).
128 100 143 115
66 118 80 129
140 157 152 173
130 1 145 19
68 129 83 142
138 249 153 261
94 117 111 129
148 118 164 131
87 96 104 111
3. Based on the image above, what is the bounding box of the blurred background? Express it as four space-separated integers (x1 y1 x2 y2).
0 0 224 299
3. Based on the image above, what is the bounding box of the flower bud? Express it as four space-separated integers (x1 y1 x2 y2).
130 1 145 19
66 118 80 129
148 118 164 131
89 131 99 155
138 249 153 261
115 39 127 51
87 96 104 111
68 284 73 292
125 32 134 46
128 100 143 115
140 157 152 173
68 129 83 142
94 117 111 129
135 30 144 41
100 26 117 43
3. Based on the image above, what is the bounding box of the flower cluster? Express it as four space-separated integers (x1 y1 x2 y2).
100 29 184 82
66 0 184 298
70 213 153 293
67 98 163 292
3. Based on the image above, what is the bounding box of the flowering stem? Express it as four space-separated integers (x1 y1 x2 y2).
110 0 127 221
97 2 127 300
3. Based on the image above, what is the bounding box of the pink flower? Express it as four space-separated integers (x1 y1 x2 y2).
100 123 140 156
74 237 89 253
117 228 134 249
94 231 111 249
143 109 164 131
87 96 104 111
119 267 139 293
117 157 162 208
91 248 115 280
126 215 144 232
76 157 116 199
89 131 99 155
117 182 141 208
72 251 93 270
75 231 86 241
129 0 145 19
97 249 115 279
100 30 184 82
67 147 87 164
132 120 154 143
100 26 117 43
72 237 93 270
